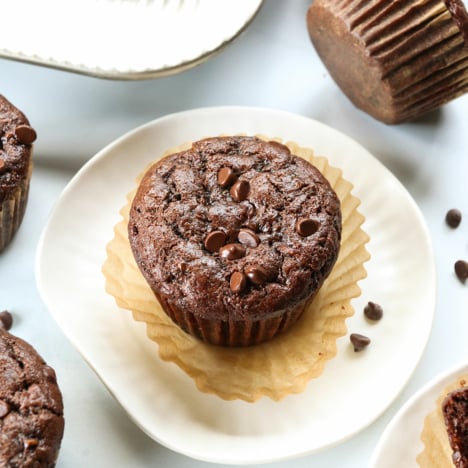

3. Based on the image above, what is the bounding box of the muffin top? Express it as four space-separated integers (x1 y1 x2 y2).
0 328 64 467
129 136 341 322
0 95 36 204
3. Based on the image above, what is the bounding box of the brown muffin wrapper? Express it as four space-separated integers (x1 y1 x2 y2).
103 137 370 402
0 160 32 252
417 374 468 467
314 0 468 122
155 289 311 347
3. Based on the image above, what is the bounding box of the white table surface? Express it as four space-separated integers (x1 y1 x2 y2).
1 1 468 467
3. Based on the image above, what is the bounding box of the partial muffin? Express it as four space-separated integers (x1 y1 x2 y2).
307 0 468 124
418 375 468 467
0 95 36 251
443 388 468 466
128 136 342 347
0 328 64 467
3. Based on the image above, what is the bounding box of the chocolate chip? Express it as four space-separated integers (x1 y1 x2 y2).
350 333 371 352
43 366 57 383
219 243 246 260
230 271 247 293
245 265 268 286
238 229 260 248
230 179 250 202
0 400 10 418
295 218 319 237
217 167 237 188
204 230 226 253
455 260 468 283
363 302 383 321
0 160 4 171
14 125 37 145
446 209 462 228
0 310 13 330
24 438 39 449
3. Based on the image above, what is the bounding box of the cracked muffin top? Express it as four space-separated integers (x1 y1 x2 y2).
128 136 341 324
0 328 64 467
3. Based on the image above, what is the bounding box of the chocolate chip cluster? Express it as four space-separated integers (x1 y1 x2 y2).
202 166 319 294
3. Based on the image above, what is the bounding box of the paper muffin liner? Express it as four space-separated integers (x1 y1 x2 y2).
309 0 468 123
0 159 32 252
103 137 370 402
417 374 468 467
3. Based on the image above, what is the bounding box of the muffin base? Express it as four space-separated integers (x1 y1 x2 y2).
155 289 311 347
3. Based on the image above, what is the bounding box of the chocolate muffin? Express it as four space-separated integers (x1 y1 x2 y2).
0 329 64 467
307 0 468 124
442 387 468 467
128 136 342 347
0 94 36 252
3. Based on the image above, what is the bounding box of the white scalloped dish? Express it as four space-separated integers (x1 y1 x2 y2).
36 107 436 464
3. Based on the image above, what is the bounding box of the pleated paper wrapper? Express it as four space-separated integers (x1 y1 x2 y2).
102 137 370 402
417 374 468 467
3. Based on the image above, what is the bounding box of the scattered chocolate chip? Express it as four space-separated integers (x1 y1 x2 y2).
0 159 5 171
295 218 319 237
219 243 246 260
0 310 13 330
0 400 10 418
24 438 39 449
230 271 247 293
446 209 462 228
363 302 383 321
245 265 268 286
14 125 37 145
237 228 260 248
217 167 237 188
455 260 468 283
230 179 250 202
204 230 227 253
350 333 371 352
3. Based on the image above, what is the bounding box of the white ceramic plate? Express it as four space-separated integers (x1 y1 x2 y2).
370 361 468 468
36 107 436 464
0 0 263 79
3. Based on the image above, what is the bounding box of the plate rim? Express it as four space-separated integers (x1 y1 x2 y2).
0 0 264 80
36 105 437 464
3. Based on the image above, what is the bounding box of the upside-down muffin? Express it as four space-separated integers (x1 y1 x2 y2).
0 95 36 251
